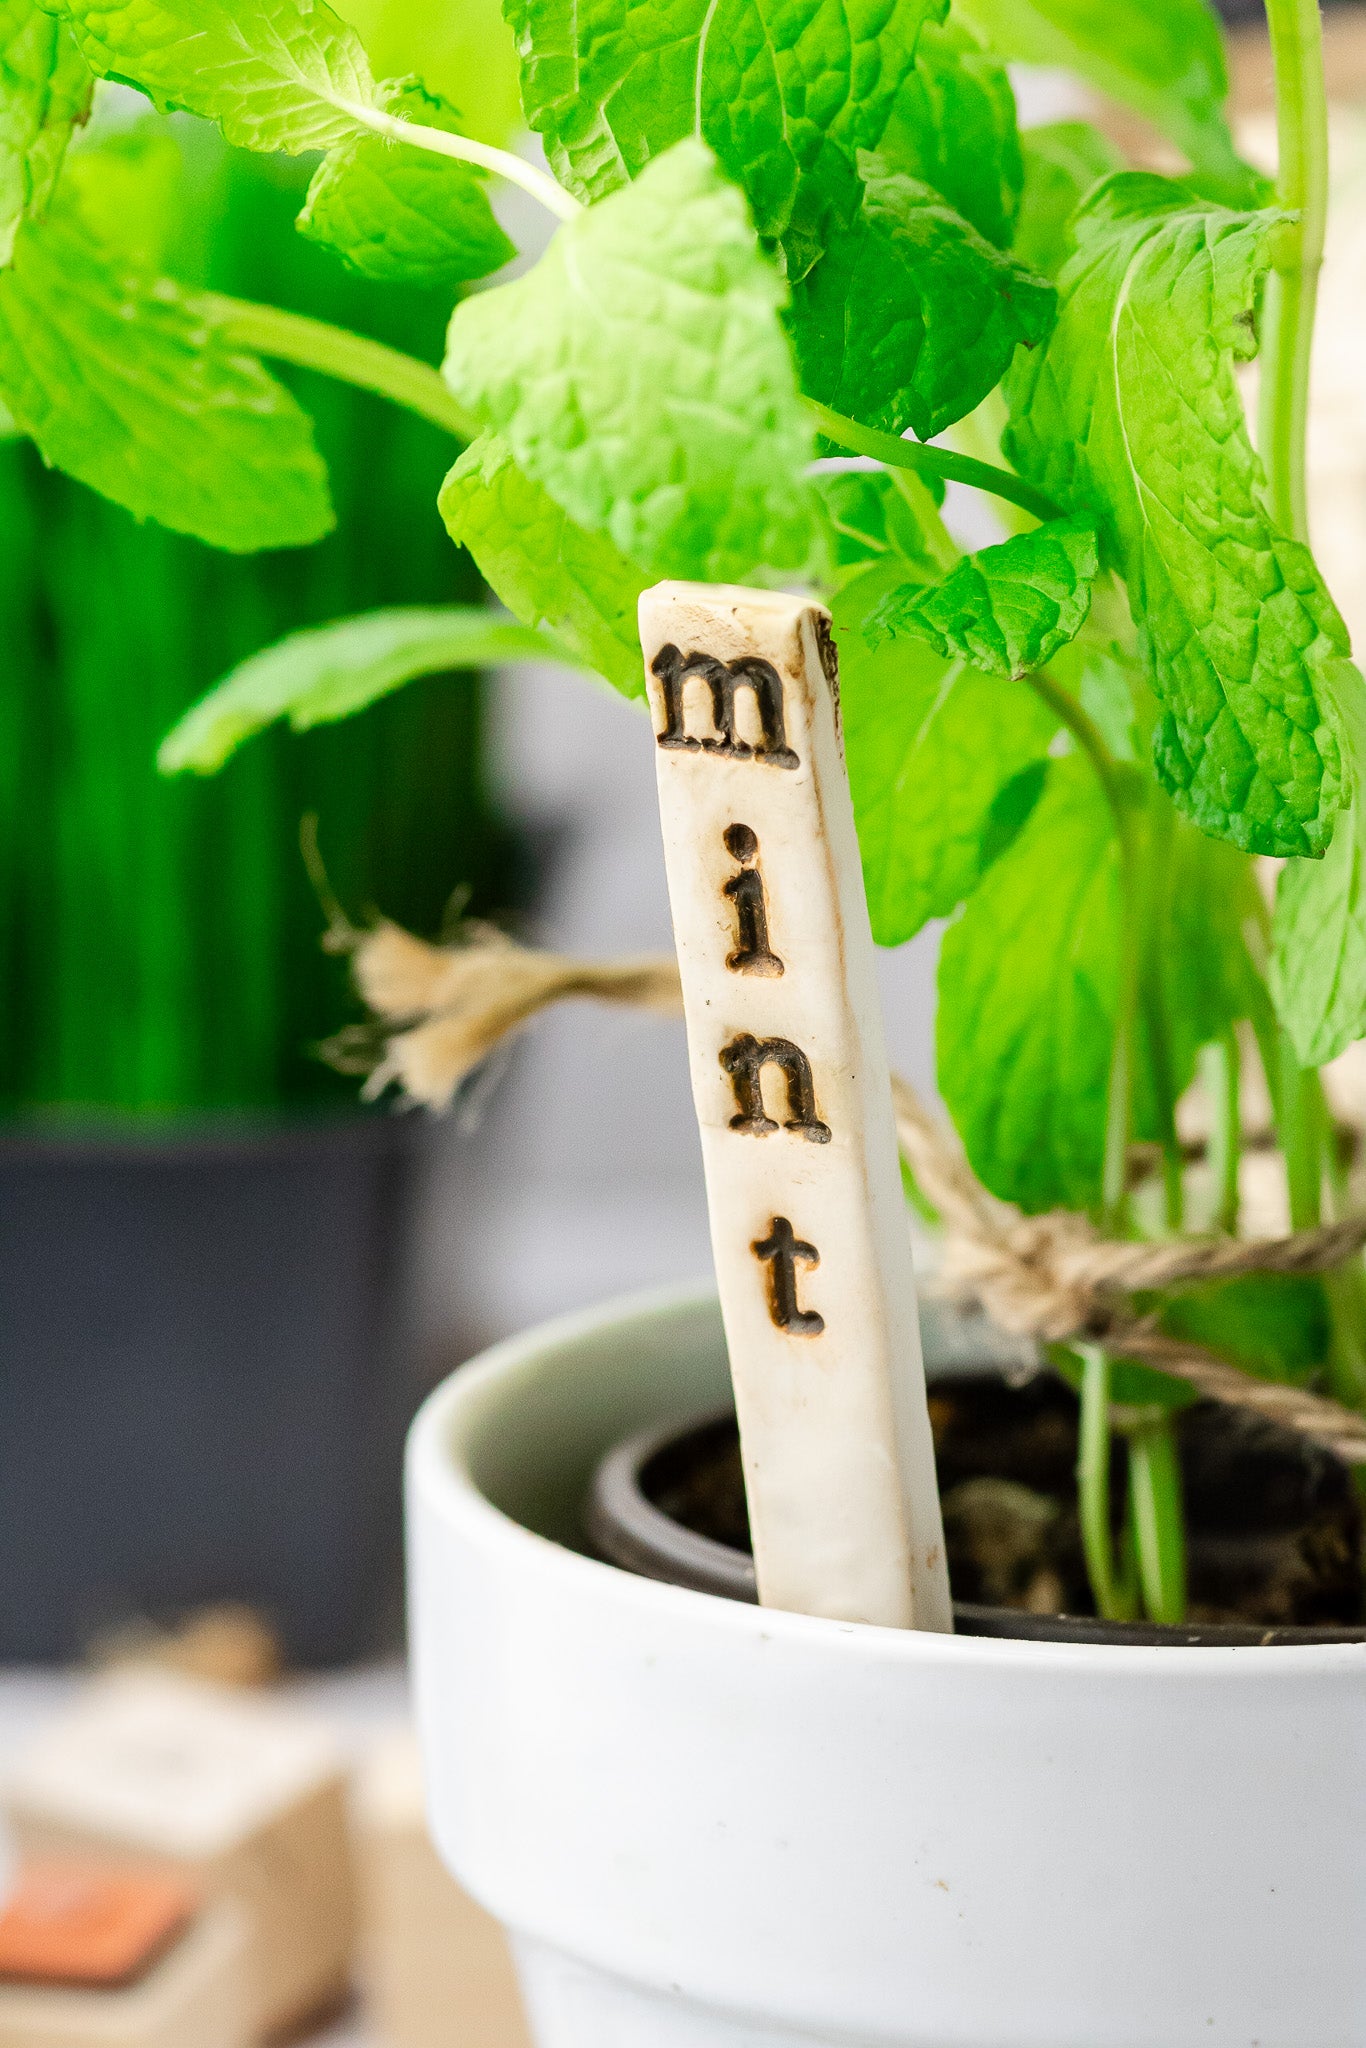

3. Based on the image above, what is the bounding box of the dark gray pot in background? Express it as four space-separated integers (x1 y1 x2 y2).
0 1114 417 1664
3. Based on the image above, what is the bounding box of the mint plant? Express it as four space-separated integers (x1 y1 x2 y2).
9 0 1362 1624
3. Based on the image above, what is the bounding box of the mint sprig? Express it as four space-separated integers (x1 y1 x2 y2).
439 434 650 699
790 156 1054 442
1006 173 1352 860
41 0 576 215
504 0 941 274
875 18 1021 250
443 140 820 586
0 202 332 549
47 0 375 153
938 754 1122 1212
839 560 1058 947
161 605 574 773
299 78 515 286
867 515 1099 679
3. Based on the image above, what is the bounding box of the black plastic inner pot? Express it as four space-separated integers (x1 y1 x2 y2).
585 1371 1366 1647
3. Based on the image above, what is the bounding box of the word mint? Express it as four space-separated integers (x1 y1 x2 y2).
641 583 952 1632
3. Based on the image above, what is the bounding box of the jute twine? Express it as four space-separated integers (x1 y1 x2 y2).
331 917 1366 1466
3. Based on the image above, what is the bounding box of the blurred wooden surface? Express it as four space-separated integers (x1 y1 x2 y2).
0 1666 529 2048
355 1731 531 2048
3 1671 355 2042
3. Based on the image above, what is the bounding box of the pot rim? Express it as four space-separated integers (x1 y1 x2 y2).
408 1279 1366 1673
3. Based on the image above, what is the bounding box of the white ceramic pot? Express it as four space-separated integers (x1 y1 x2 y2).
408 1286 1366 2048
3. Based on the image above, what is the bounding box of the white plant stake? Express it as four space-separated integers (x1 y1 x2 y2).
640 581 952 1631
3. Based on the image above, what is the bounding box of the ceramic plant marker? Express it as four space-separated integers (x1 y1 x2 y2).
639 581 952 1631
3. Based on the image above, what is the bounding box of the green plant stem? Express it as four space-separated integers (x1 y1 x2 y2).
1026 668 1141 1227
888 466 960 573
1127 1414 1188 1624
341 100 583 222
1101 944 1141 1232
202 295 477 440
1259 0 1329 544
1279 1035 1323 1229
1144 1002 1184 1231
1078 1346 1138 1622
806 401 1064 524
945 391 1035 536
1200 1031 1242 1234
1321 1071 1352 1211
1022 669 1127 833
1137 798 1183 1232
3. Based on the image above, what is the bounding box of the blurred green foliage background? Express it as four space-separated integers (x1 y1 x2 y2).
0 0 526 1116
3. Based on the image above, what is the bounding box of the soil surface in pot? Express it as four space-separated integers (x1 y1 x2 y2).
643 1373 1365 1629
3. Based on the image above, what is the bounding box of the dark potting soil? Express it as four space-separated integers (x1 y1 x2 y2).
643 1374 1365 1628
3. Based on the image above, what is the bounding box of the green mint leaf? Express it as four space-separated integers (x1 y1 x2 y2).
48 0 375 152
954 0 1253 203
160 604 568 773
0 1 90 265
1158 1274 1327 1390
875 18 1021 250
444 140 819 586
1272 816 1366 1068
1270 681 1366 1066
1048 631 1141 760
1013 120 1122 277
813 467 942 587
938 753 1119 1211
439 432 648 698
0 207 333 549
59 115 182 269
790 156 1053 442
1005 174 1351 859
1136 805 1263 1137
838 558 1058 945
867 513 1097 677
504 0 943 274
299 77 514 285
978 758 1049 871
